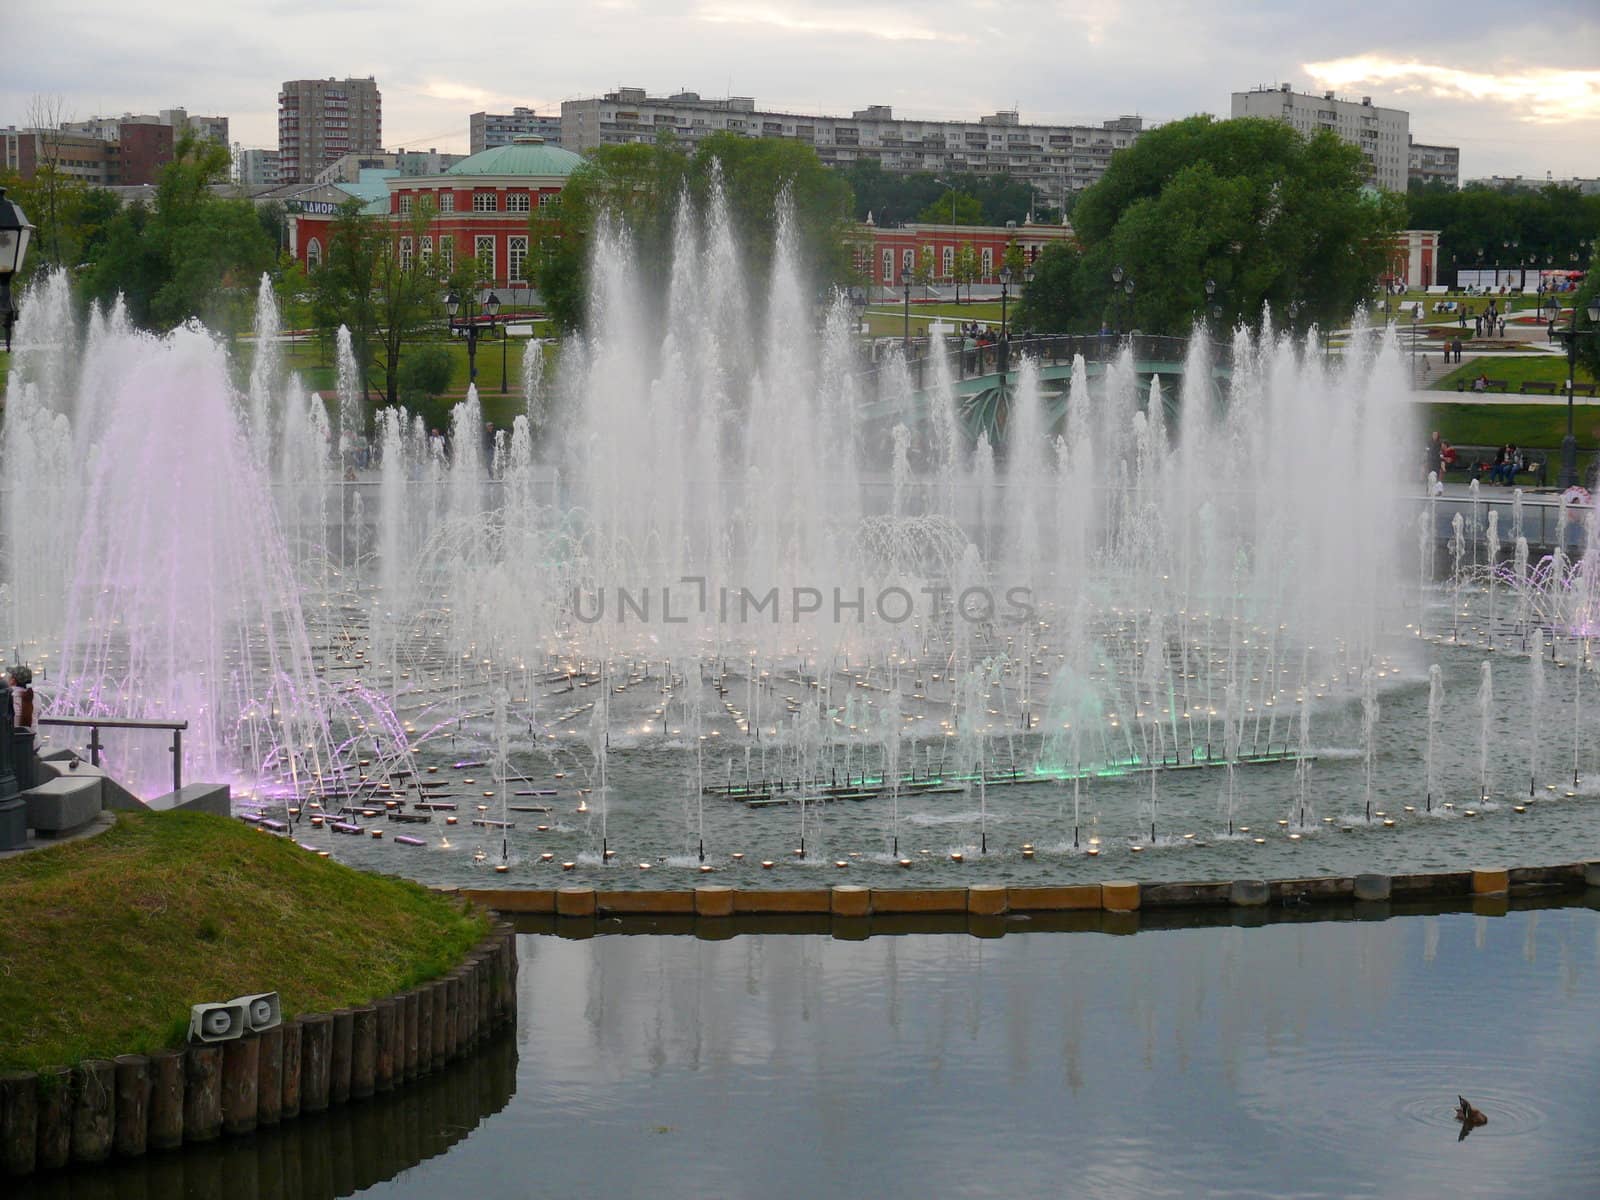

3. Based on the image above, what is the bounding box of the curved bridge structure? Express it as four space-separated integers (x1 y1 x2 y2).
859 333 1235 446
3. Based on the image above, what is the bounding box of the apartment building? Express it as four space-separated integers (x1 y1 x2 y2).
1231 84 1409 191
1407 139 1460 189
1 128 118 184
312 148 464 186
560 88 1144 206
236 147 281 187
470 108 562 153
277 77 382 186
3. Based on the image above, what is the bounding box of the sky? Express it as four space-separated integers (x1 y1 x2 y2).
5 0 1598 181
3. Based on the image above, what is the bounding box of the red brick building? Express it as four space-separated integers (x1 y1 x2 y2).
856 219 1077 294
117 122 175 186
1386 229 1441 290
290 136 582 299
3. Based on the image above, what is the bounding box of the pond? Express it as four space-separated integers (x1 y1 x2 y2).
23 900 1600 1199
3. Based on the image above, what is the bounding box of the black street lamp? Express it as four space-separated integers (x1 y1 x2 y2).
0 187 36 352
1111 264 1125 334
1204 277 1220 325
0 191 28 848
1409 307 1421 388
1554 299 1600 488
900 266 914 347
499 307 510 395
999 265 1012 339
848 285 868 335
446 288 501 387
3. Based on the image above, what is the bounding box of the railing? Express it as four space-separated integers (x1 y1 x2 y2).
855 332 1231 393
37 717 188 793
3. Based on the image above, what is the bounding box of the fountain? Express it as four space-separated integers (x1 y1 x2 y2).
11 178 1599 885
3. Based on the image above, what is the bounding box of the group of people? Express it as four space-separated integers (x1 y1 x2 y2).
3 665 37 790
1486 444 1526 485
1461 298 1506 339
1426 431 1529 487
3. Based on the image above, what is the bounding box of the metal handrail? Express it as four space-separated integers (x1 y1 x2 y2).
38 717 188 793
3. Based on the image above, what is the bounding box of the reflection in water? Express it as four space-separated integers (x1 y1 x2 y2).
470 907 1597 1200
15 1032 517 1200
29 905 1600 1199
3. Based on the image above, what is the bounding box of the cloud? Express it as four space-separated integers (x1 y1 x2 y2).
1304 56 1600 124
692 2 968 43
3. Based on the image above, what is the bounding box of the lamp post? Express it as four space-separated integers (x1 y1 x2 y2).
0 189 33 847
934 177 958 294
0 187 36 352
499 306 509 395
1409 307 1420 388
848 285 868 336
999 265 1013 340
1204 277 1219 327
446 288 501 387
1112 264 1125 334
900 266 914 348
1554 299 1600 489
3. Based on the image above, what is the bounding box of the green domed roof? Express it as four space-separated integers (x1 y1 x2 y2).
444 138 583 178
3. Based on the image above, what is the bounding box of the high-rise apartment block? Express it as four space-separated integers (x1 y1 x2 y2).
236 147 281 187
560 88 1144 206
1231 84 1409 191
1407 138 1460 189
470 108 561 153
277 77 382 186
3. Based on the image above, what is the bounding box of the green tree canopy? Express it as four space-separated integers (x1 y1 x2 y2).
1017 115 1401 336
536 133 855 330
915 192 983 226
310 198 444 415
839 161 1060 226
1571 246 1600 383
80 134 275 331
1405 182 1599 283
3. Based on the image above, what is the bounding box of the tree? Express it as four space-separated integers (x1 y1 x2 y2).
534 132 854 330
1571 246 1600 383
311 199 383 402
953 244 981 303
311 198 444 415
915 192 983 226
1406 182 1600 286
839 161 1061 227
372 200 446 409
1019 115 1401 335
1002 240 1028 280
1014 243 1083 330
915 244 937 289
80 134 274 330
24 95 76 273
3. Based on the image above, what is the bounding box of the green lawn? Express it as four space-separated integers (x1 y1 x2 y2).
277 335 553 419
863 300 1009 338
1389 288 1554 328
1417 400 1600 479
0 811 487 1072
1431 354 1594 393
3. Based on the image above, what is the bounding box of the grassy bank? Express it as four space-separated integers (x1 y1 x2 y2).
0 812 487 1072
1432 354 1595 393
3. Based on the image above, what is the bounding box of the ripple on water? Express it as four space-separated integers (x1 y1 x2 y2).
1238 1042 1559 1157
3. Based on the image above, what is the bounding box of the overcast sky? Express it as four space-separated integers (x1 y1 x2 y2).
6 0 1597 181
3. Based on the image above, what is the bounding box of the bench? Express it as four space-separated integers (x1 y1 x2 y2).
1572 382 1597 398
1446 446 1549 488
1459 378 1511 394
1521 380 1559 394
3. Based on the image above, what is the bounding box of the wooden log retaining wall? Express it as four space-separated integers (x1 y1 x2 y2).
458 860 1600 924
0 922 517 1178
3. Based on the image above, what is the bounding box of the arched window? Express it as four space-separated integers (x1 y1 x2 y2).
307 238 322 270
